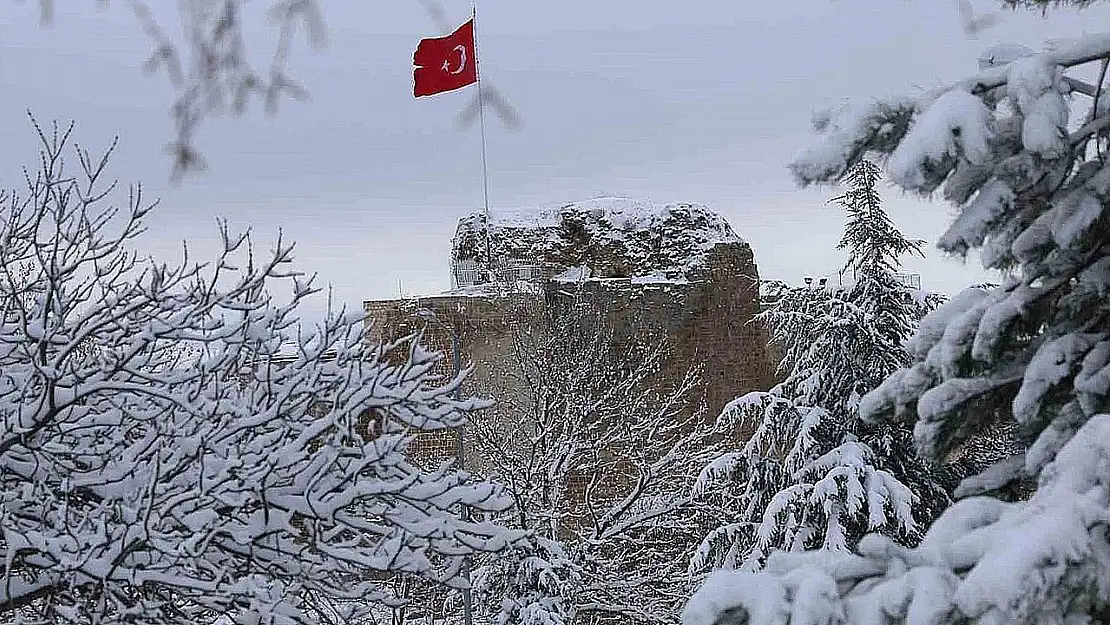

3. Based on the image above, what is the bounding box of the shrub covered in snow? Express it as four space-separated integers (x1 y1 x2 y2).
473 536 580 625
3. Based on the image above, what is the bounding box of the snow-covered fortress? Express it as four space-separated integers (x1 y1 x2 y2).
364 197 776 466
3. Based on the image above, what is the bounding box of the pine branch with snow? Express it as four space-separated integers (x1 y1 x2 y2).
694 162 950 573
688 21 1110 625
684 414 1110 625
472 535 580 625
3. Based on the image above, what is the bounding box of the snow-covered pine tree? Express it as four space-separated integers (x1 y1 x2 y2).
685 22 1110 625
693 161 949 572
0 119 519 625
472 535 580 625
831 161 954 523
834 161 925 392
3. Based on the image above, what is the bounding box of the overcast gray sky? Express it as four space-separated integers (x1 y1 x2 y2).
2 1 1108 318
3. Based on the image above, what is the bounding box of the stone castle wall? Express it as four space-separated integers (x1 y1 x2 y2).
364 291 545 470
537 243 773 426
363 240 776 469
364 199 779 473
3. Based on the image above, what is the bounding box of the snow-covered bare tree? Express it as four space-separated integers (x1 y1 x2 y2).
21 1 325 178
685 21 1110 625
0 117 518 625
693 161 951 573
471 302 722 625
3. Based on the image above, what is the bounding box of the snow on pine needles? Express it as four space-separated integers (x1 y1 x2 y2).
687 23 1110 625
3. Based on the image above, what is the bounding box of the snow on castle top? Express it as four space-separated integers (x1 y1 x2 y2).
451 197 746 282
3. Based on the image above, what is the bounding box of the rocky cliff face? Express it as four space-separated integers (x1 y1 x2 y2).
452 197 749 282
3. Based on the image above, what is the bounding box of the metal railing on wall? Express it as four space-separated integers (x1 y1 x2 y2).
450 258 559 288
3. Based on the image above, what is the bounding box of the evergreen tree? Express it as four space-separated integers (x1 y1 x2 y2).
694 161 948 571
686 26 1110 625
472 535 580 625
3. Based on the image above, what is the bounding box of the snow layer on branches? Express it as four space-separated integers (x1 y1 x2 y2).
0 121 520 625
859 284 1003 459
1006 56 1069 158
887 90 993 191
790 97 916 185
684 415 1110 625
937 181 1014 258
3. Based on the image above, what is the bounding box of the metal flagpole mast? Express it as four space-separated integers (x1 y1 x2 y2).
461 9 482 625
471 3 494 283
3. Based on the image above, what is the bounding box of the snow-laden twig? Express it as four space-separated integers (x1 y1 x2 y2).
0 118 520 625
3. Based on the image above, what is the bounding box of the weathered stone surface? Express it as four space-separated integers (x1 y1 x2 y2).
365 198 777 464
452 197 745 282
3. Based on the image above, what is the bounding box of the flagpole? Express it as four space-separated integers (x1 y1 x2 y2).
471 4 495 283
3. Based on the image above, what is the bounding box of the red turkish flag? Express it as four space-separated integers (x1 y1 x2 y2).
413 20 478 98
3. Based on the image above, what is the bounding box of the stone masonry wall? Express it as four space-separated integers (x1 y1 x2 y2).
539 242 774 437
364 292 544 471
362 241 775 469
